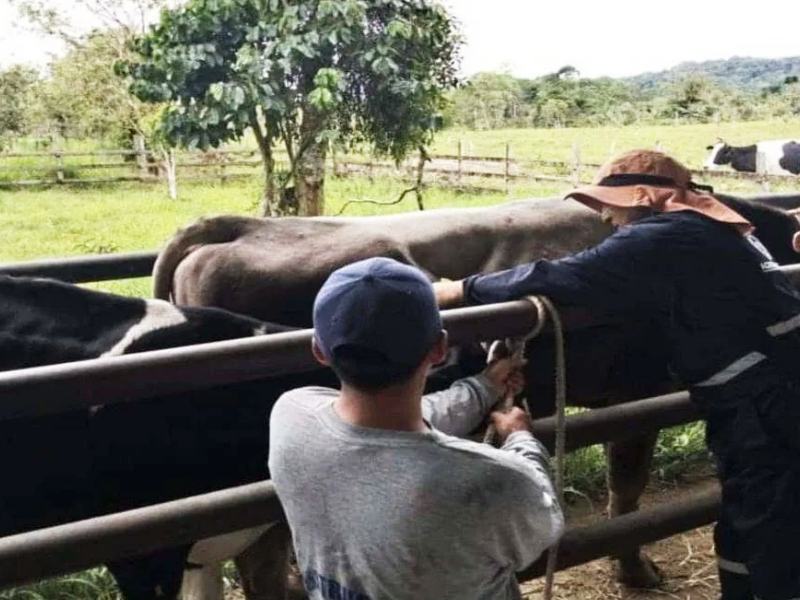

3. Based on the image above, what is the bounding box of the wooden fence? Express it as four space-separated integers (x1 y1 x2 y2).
1 141 797 194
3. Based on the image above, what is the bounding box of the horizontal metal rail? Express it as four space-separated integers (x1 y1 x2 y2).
0 301 561 421
0 399 719 591
0 481 285 590
518 488 720 582
532 391 697 453
0 251 157 283
1 266 799 423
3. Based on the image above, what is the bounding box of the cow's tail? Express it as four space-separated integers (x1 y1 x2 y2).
152 215 258 302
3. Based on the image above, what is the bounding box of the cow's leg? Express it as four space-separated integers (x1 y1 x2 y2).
605 432 662 588
181 524 273 600
181 564 224 600
235 522 303 600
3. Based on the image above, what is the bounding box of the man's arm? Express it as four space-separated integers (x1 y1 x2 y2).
481 408 564 570
434 225 660 312
422 357 524 437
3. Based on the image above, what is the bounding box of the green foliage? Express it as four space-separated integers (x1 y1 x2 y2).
0 567 119 600
21 30 164 147
0 65 40 149
117 0 462 214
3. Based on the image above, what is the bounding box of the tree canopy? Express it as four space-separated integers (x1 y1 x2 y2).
117 0 463 216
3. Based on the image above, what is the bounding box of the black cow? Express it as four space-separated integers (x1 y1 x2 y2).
704 139 800 175
0 275 347 600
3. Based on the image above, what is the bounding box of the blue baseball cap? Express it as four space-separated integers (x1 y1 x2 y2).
313 257 443 369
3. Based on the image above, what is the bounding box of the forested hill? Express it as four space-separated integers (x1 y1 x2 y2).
625 56 800 92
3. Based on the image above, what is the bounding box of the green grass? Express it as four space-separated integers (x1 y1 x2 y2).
431 119 800 165
0 175 562 297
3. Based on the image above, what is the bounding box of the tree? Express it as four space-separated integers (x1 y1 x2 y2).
450 71 526 129
116 0 462 216
0 65 39 149
31 30 161 143
11 0 175 145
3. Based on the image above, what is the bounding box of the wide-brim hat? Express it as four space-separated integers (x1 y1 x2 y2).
564 149 753 234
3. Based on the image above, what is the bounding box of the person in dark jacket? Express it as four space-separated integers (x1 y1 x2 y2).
433 149 800 600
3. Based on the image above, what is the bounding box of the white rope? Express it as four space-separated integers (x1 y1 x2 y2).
532 296 566 600
483 295 566 600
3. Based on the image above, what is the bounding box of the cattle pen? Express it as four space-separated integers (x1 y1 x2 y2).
2 248 799 593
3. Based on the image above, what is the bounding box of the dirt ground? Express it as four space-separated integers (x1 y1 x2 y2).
521 467 721 600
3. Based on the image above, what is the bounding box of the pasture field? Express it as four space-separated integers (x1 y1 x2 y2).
430 119 800 168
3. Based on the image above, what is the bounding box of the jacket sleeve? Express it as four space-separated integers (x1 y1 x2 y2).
421 375 499 437
462 225 661 312
480 431 565 571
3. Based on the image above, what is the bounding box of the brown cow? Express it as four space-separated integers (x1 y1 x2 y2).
152 194 800 598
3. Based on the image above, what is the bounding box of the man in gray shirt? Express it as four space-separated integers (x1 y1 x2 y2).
269 257 564 600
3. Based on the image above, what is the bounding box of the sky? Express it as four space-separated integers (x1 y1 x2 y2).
0 0 798 78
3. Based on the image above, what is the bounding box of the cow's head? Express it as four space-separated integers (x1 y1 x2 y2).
703 140 731 169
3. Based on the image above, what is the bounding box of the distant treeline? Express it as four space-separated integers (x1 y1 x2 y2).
2 36 800 153
443 57 800 130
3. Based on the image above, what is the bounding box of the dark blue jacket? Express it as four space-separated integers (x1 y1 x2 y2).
463 210 800 388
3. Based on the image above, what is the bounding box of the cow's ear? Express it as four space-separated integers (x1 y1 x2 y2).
792 231 800 253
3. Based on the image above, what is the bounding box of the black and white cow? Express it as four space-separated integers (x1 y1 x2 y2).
0 274 481 600
0 275 345 600
704 139 800 175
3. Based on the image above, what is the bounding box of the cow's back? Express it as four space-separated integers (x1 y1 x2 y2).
169 198 612 326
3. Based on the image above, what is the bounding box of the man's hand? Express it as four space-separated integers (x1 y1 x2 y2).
490 407 533 443
432 279 465 308
482 357 526 400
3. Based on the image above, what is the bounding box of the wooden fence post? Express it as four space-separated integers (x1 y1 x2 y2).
219 145 227 184
134 135 149 180
162 146 178 200
571 143 582 187
331 142 340 177
55 152 64 183
457 139 463 188
504 142 511 195
756 151 770 193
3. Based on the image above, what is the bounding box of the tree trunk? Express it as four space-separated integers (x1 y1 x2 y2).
251 115 278 217
293 111 327 217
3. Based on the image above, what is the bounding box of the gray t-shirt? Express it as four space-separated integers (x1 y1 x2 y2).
268 376 564 600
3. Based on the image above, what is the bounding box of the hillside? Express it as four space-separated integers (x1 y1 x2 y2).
624 56 800 92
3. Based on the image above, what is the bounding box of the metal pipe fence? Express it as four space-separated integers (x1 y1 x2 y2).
0 248 797 591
